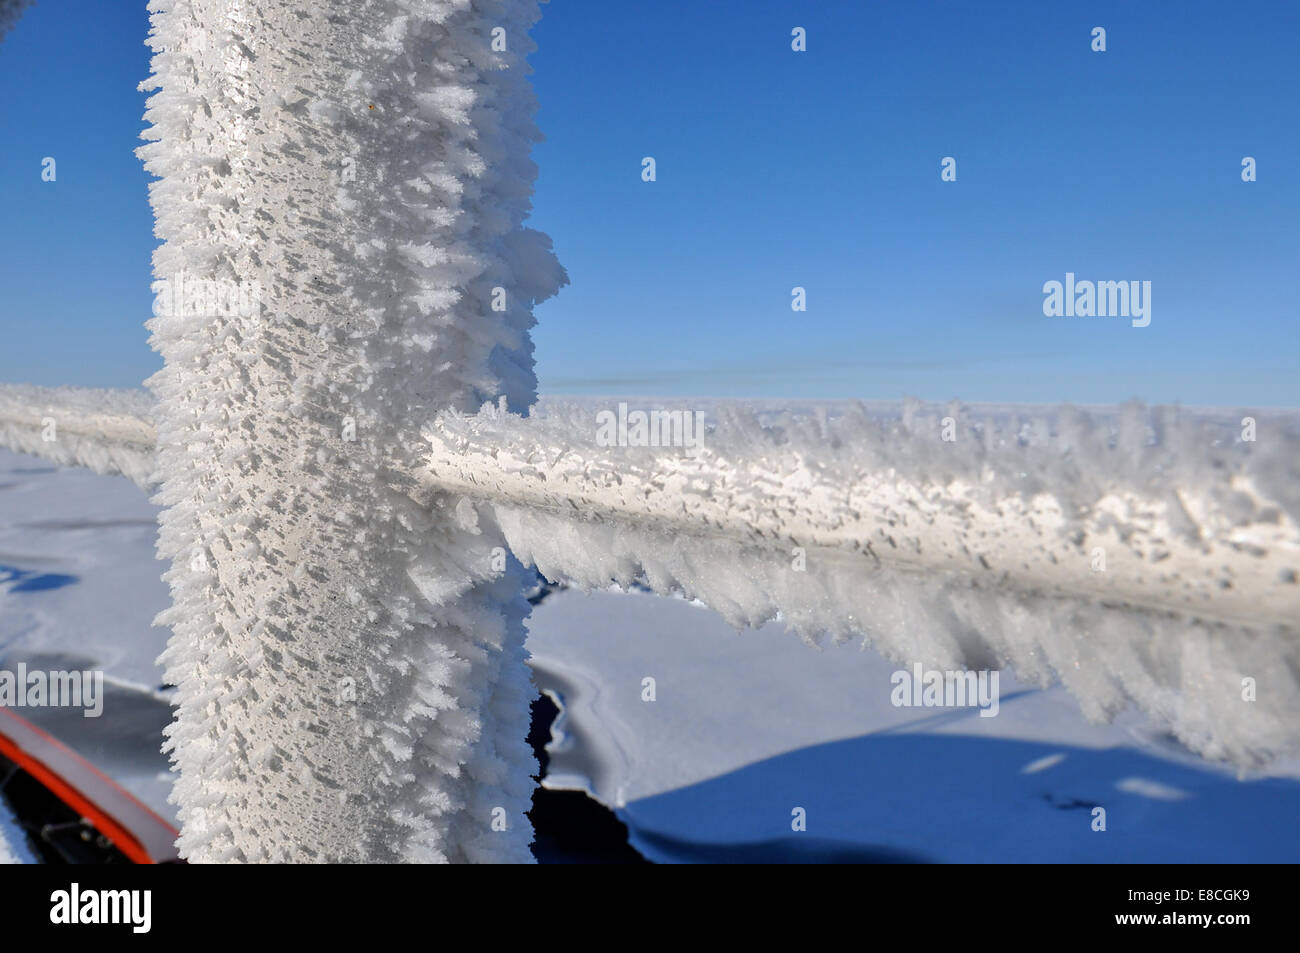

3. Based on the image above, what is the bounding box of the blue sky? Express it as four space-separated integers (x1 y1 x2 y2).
1 0 1296 406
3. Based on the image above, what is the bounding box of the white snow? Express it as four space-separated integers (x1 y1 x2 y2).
526 586 1300 863
0 448 174 826
0 798 35 865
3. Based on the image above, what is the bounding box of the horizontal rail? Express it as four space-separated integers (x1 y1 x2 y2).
2 385 1298 765
0 384 156 488
3 385 1297 629
422 398 1300 630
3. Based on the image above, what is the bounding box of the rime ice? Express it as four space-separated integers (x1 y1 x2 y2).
134 0 564 862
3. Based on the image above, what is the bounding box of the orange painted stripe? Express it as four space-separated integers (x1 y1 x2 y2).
0 708 180 864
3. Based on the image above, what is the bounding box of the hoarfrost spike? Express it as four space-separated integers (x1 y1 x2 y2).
138 0 565 862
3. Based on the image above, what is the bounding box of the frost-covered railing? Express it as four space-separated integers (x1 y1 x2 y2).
0 385 156 486
3 383 1298 771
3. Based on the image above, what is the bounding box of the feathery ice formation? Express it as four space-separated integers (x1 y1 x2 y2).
425 397 1300 768
136 0 564 862
0 385 157 487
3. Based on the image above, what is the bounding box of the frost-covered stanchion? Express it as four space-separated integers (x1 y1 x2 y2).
138 0 564 862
